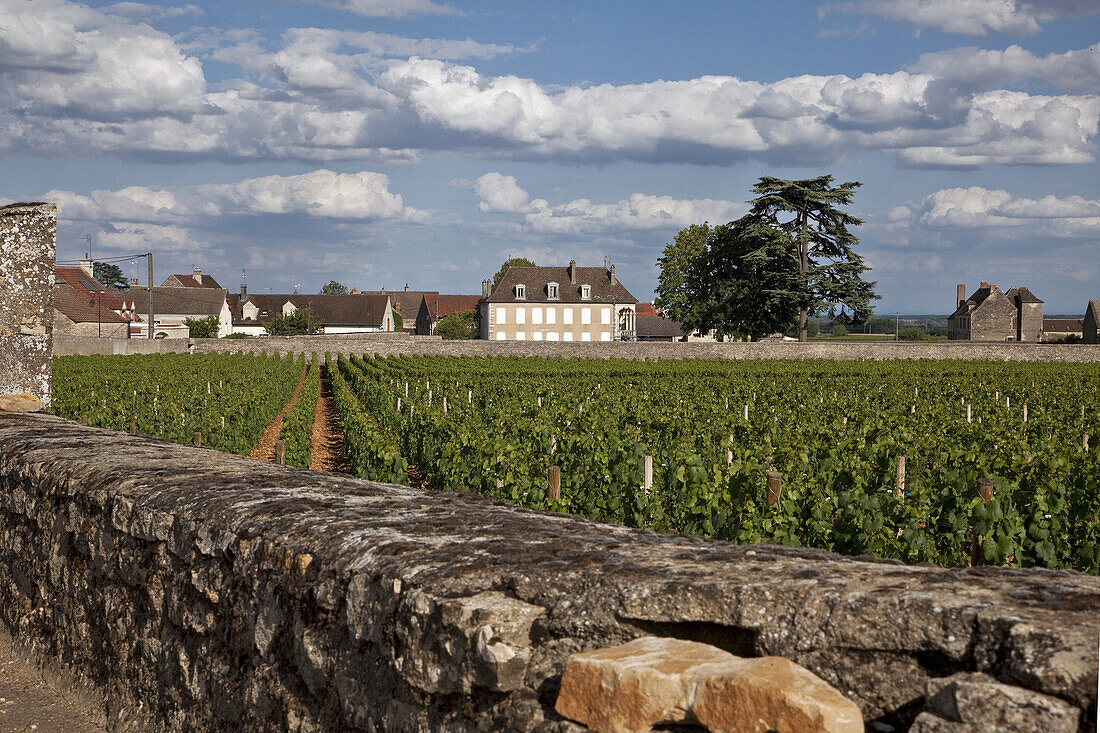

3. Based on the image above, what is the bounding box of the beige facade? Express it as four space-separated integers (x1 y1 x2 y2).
482 302 635 342
52 311 129 338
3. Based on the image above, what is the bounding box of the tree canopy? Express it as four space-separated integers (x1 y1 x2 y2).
656 175 877 342
320 280 349 295
264 308 322 336
184 315 219 339
494 257 536 283
93 262 128 289
436 309 478 340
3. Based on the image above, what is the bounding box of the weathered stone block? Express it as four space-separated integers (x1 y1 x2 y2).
555 636 863 733
0 203 55 409
915 672 1080 732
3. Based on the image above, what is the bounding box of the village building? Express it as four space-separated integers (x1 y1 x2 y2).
636 314 687 342
947 282 1044 341
1084 301 1100 344
1041 318 1084 342
228 293 394 335
161 268 223 289
480 261 637 342
126 287 233 339
51 285 130 337
357 287 482 335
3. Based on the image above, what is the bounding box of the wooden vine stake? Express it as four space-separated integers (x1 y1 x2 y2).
193 431 202 447
442 397 447 415
743 404 749 421
765 471 782 506
468 389 472 404
966 404 972 423
1083 434 1090 453
274 440 286 466
547 465 561 502
1023 404 1028 423
550 434 557 455
81 415 88 425
643 455 653 496
895 456 906 498
129 422 137 435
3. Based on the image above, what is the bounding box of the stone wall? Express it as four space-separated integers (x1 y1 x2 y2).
53 335 191 356
191 336 1100 362
0 412 1096 732
0 203 56 408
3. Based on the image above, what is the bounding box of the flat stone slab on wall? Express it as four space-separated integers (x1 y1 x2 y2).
0 414 1097 731
0 203 55 408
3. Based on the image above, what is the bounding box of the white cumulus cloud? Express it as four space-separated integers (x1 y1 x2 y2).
296 0 458 17
820 0 1100 37
895 186 1100 236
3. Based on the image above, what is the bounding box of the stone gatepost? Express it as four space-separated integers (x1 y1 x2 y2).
0 203 56 411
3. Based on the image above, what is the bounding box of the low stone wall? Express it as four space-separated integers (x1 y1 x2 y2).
192 336 1100 362
1 412 1096 731
53 335 191 356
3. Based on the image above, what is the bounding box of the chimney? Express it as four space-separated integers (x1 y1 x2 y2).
404 283 409 292
957 284 966 308
482 279 491 298
241 282 247 297
609 264 617 286
568 260 577 284
193 267 202 286
129 278 139 287
79 256 94 278
351 287 359 294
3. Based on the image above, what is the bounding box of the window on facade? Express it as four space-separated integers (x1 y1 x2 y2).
547 332 560 342
546 307 556 325
581 332 591 342
532 307 543 324
533 332 543 341
581 307 591 325
601 307 611 325
581 284 591 299
563 308 573 325
496 332 506 341
515 331 526 340
563 332 573 342
515 307 525 324
547 282 559 299
515 284 526 299
601 331 612 342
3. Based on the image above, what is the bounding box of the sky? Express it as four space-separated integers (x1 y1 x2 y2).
2 0 1099 314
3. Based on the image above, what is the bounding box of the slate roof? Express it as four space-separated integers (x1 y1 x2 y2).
164 273 223 289
233 294 391 327
126 287 228 317
52 286 129 324
1005 286 1043 304
636 314 686 339
1087 301 1100 317
486 266 636 304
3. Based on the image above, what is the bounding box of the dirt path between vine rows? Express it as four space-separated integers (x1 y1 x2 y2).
0 640 106 733
309 364 348 472
250 363 308 462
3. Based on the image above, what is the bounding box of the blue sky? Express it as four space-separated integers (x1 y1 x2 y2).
2 0 1099 314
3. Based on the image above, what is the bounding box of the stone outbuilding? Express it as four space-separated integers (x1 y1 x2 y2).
948 282 1044 342
1085 301 1100 344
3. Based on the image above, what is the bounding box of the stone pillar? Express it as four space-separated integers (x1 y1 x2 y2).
0 203 56 410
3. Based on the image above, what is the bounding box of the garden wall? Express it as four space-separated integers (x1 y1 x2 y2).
0 412 1096 731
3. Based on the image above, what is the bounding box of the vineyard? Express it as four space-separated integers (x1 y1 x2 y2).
51 353 1099 573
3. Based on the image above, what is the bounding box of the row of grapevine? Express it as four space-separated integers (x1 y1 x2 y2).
328 355 408 484
330 355 1099 573
52 353 302 456
278 355 321 468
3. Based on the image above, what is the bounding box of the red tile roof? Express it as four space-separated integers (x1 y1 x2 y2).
52 286 129 324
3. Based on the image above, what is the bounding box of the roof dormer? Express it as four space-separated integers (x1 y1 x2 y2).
580 284 591 299
514 284 526 300
546 281 559 300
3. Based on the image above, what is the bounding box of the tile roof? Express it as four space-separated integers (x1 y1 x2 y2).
54 266 126 311
1042 319 1083 332
233 293 391 327
52 286 129 324
435 294 482 318
1005 286 1043 304
635 302 659 317
165 273 223 289
486 265 636 304
126 287 228 317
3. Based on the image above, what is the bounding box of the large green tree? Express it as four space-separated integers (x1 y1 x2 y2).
494 257 536 283
685 218 800 341
264 308 322 335
654 222 712 323
93 261 128 289
320 280 349 295
747 176 877 341
436 309 478 340
184 315 218 338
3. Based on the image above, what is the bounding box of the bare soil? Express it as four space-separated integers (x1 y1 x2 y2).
309 365 348 472
249 363 308 462
0 644 105 733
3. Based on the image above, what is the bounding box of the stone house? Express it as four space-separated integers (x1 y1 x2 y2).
480 261 637 342
126 287 233 338
1085 301 1100 344
161 267 222 289
948 282 1044 341
229 293 394 335
1041 319 1083 342
52 285 130 337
